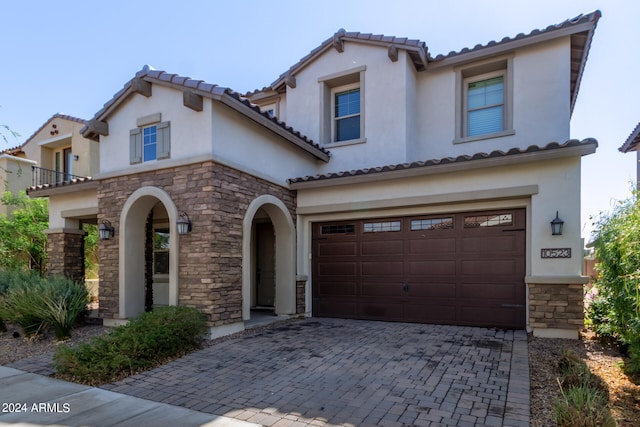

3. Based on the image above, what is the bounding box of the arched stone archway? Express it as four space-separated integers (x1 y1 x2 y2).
242 195 296 320
119 186 179 319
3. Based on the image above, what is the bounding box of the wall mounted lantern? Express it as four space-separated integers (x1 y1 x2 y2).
99 219 115 241
550 211 564 236
177 211 192 235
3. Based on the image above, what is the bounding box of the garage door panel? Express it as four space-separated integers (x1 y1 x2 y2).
317 242 357 257
359 302 403 320
360 261 404 276
461 259 519 276
360 282 402 297
408 237 456 254
317 262 357 276
407 260 456 276
361 240 403 256
461 235 519 253
460 306 523 328
403 303 457 322
460 283 520 300
315 281 357 296
316 300 358 318
406 282 456 298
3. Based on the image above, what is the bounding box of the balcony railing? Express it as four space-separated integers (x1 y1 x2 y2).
31 166 87 187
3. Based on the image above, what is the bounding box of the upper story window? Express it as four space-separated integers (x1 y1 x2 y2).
318 65 366 146
130 113 170 164
334 85 361 142
143 126 157 161
466 74 504 137
454 56 514 144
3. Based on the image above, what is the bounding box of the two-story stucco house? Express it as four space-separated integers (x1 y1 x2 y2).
29 11 600 339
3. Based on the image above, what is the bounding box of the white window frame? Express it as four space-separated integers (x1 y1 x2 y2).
318 65 366 147
454 56 515 144
260 103 278 118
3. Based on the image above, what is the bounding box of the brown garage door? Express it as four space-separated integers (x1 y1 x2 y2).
312 209 526 329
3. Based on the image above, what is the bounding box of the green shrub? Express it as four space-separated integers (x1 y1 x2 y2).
53 306 208 385
557 349 608 397
0 272 89 339
39 277 89 340
591 191 640 375
554 385 616 427
0 274 48 336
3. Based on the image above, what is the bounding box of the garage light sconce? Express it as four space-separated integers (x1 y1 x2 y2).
177 211 192 235
550 211 564 236
99 219 115 241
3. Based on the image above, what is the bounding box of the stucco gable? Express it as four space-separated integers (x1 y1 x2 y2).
12 113 87 155
81 66 329 162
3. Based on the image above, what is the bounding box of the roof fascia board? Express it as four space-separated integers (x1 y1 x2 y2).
428 22 594 70
217 93 330 162
297 185 538 215
289 143 596 189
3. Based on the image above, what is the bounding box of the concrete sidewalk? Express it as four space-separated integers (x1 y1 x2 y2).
0 366 261 427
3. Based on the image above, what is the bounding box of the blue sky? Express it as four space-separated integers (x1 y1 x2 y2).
0 0 637 240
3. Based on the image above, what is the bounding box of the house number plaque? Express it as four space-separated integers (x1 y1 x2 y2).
541 248 571 259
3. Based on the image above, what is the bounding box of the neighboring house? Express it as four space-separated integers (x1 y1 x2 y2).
29 11 600 339
10 114 99 278
619 121 640 184
0 146 36 216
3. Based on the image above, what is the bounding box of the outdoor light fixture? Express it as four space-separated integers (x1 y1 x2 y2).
99 219 115 241
550 211 564 236
177 211 192 235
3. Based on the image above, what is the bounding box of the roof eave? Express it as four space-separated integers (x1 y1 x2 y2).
289 140 597 190
620 122 640 153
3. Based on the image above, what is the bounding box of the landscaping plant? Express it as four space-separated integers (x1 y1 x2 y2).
53 306 208 385
0 269 89 339
553 349 616 427
589 191 640 375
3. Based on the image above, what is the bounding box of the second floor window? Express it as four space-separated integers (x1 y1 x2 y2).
467 75 504 137
334 85 361 142
143 126 157 161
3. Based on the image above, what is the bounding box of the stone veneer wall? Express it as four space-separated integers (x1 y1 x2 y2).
528 283 584 331
46 231 86 284
98 161 296 326
296 280 306 314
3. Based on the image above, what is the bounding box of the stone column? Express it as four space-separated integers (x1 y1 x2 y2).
45 228 86 284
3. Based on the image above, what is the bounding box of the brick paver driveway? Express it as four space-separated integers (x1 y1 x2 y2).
102 318 529 427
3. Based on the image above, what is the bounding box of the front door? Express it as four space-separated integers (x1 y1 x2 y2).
256 222 276 307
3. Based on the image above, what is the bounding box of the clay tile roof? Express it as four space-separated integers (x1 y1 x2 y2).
81 67 329 160
288 139 597 185
271 29 429 89
26 176 95 194
432 11 600 61
619 122 640 153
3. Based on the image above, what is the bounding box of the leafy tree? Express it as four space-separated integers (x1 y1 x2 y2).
590 191 640 374
0 191 48 274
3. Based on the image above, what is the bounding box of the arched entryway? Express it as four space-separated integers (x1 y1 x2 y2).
119 187 180 319
242 195 296 321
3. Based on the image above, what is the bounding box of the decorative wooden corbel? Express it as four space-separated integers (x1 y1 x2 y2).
284 73 296 89
388 45 398 62
87 119 109 136
183 90 203 112
333 29 346 53
131 78 152 97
